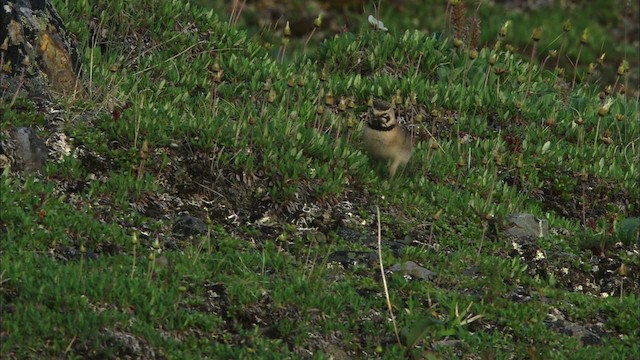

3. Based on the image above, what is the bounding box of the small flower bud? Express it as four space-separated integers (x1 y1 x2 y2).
393 89 402 106
531 27 542 42
314 13 323 28
604 84 612 95
618 264 628 276
562 20 572 32
453 38 463 48
325 90 334 106
212 57 221 72
615 114 624 122
284 21 291 37
581 169 588 181
580 28 589 45
618 84 625 95
346 114 357 128
597 53 606 65
213 70 223 83
598 99 613 117
499 21 511 38
494 150 502 166
587 63 595 75
469 49 478 60
338 96 348 111
489 54 496 65
544 117 556 127
515 101 522 111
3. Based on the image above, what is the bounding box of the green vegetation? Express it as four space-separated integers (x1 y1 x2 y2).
1 0 638 358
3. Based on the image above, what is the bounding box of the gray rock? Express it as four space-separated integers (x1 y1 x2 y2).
328 250 377 268
13 127 48 172
337 226 362 242
173 214 208 237
506 213 548 239
545 307 601 345
102 328 156 359
391 261 436 280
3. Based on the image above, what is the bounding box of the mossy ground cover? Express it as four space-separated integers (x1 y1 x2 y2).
1 0 638 358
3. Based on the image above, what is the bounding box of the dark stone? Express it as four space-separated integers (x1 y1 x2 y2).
328 250 377 268
173 214 208 237
390 261 436 280
336 226 362 242
12 127 48 172
163 238 178 250
506 213 549 239
101 329 156 359
545 308 601 345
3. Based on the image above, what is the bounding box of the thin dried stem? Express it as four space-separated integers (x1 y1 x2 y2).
571 44 583 89
376 206 401 346
233 0 247 26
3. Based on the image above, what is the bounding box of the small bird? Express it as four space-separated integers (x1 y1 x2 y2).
362 99 413 177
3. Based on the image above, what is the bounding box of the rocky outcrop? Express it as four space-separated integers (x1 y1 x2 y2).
1 0 83 99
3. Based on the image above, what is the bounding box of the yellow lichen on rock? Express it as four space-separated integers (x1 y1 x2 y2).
38 30 81 96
